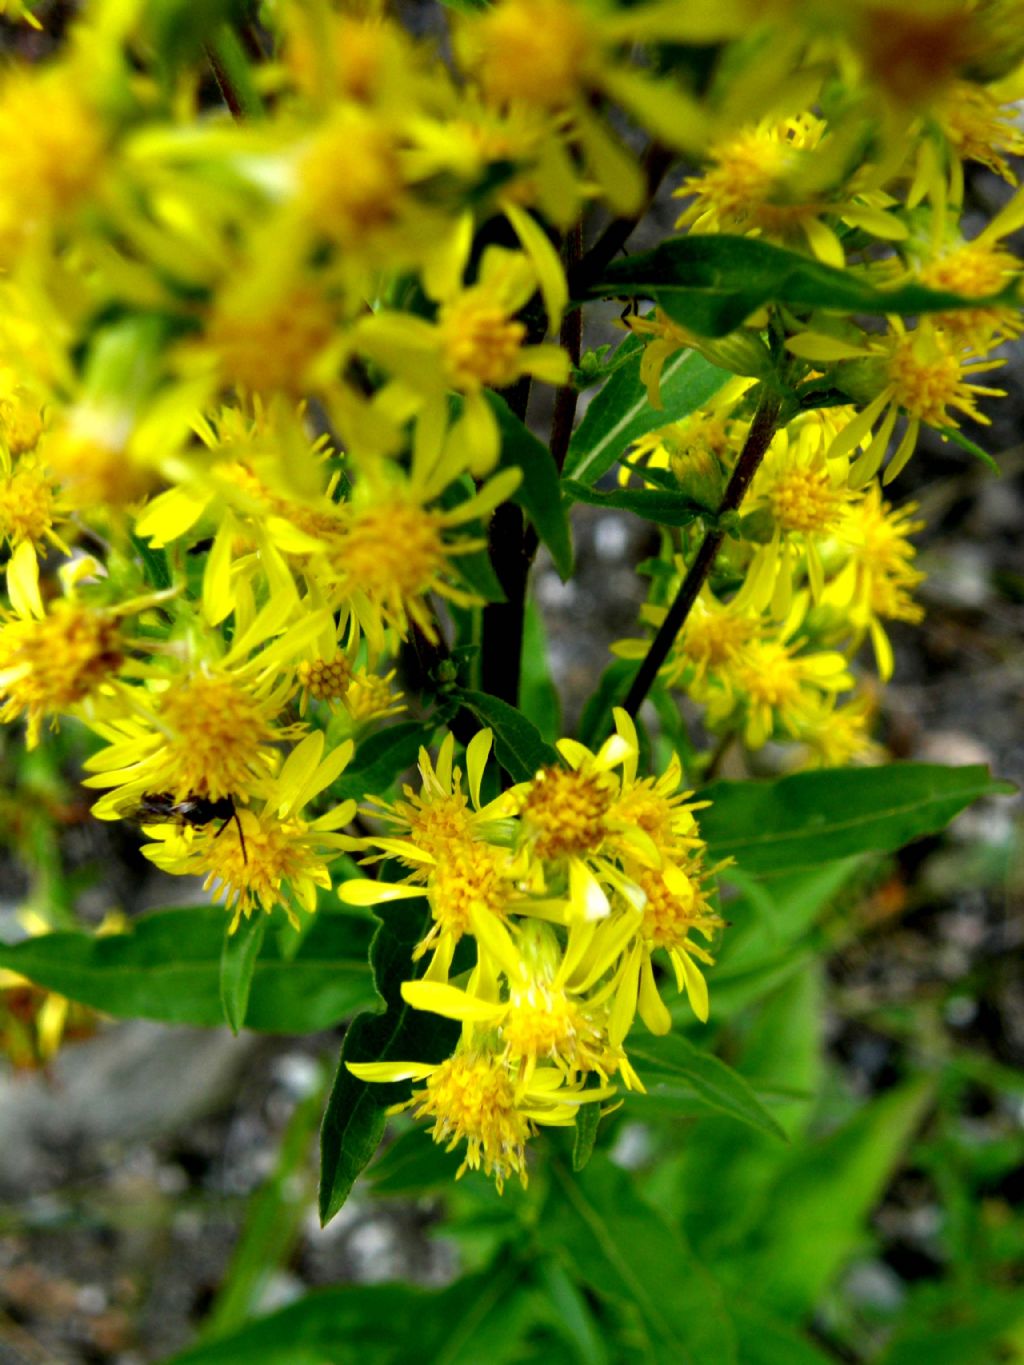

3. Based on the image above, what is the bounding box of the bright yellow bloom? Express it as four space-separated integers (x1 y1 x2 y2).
84 600 328 815
348 1044 612 1191
675 112 905 265
143 731 356 931
0 591 123 748
790 319 1005 485
340 730 523 975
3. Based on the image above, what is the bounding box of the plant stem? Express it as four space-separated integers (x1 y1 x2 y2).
567 143 675 297
481 376 531 707
623 386 783 719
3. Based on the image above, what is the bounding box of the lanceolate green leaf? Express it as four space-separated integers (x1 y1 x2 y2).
319 900 459 1225
0 907 375 1032
628 1033 786 1141
487 390 573 579
699 763 1012 877
546 1153 737 1362
457 689 559 781
331 721 435 802
561 478 711 526
724 1079 933 1316
219 914 266 1034
587 235 1016 338
564 335 728 486
168 1267 539 1365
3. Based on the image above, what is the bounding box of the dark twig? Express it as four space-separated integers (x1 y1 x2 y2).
623 387 783 719
567 143 675 298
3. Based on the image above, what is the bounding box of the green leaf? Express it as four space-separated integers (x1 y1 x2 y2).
562 478 711 526
880 1295 1024 1365
629 1034 787 1141
571 1097 601 1172
0 907 375 1032
319 900 459 1224
457 689 559 781
578 658 637 750
521 601 562 746
365 1124 462 1197
488 391 573 578
728 1305 838 1365
564 335 728 486
219 914 266 1034
936 425 1001 475
169 1267 539 1365
546 1153 737 1362
726 1079 933 1316
587 235 1017 338
699 763 1012 877
332 721 435 802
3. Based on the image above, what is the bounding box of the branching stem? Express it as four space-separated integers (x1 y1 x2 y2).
623 386 783 719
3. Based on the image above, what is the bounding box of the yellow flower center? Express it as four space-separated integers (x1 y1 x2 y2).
0 390 43 455
299 111 403 244
679 609 756 672
335 499 447 613
0 71 106 227
343 668 405 723
502 984 584 1063
427 836 509 941
158 672 277 801
885 329 974 426
298 655 352 704
637 865 713 952
413 1052 530 1191
440 293 527 389
522 765 613 860
200 811 325 930
206 287 336 396
0 603 122 747
767 463 845 535
471 0 594 110
0 461 57 548
45 431 153 509
737 642 802 709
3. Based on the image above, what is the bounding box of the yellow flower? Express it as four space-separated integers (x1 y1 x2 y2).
517 714 640 922
674 112 906 265
789 318 1005 485
323 459 521 652
348 1043 612 1192
402 914 635 1091
83 600 329 816
613 581 762 694
788 690 885 770
0 552 124 748
143 731 357 932
355 245 569 471
821 484 925 680
0 65 107 254
339 730 522 976
704 602 854 749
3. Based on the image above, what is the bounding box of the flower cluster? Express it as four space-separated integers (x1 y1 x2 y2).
344 712 722 1189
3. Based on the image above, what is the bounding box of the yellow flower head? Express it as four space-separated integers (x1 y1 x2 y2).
143 731 356 931
0 597 123 748
340 730 522 973
0 66 107 251
348 1043 611 1191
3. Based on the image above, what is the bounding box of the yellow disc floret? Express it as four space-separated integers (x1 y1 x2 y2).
0 602 122 747
158 672 278 801
411 1050 530 1191
521 764 614 861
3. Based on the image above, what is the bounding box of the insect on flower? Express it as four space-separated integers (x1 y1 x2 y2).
136 792 248 863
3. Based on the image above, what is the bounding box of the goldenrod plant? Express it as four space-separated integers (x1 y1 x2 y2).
0 0 1021 1358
